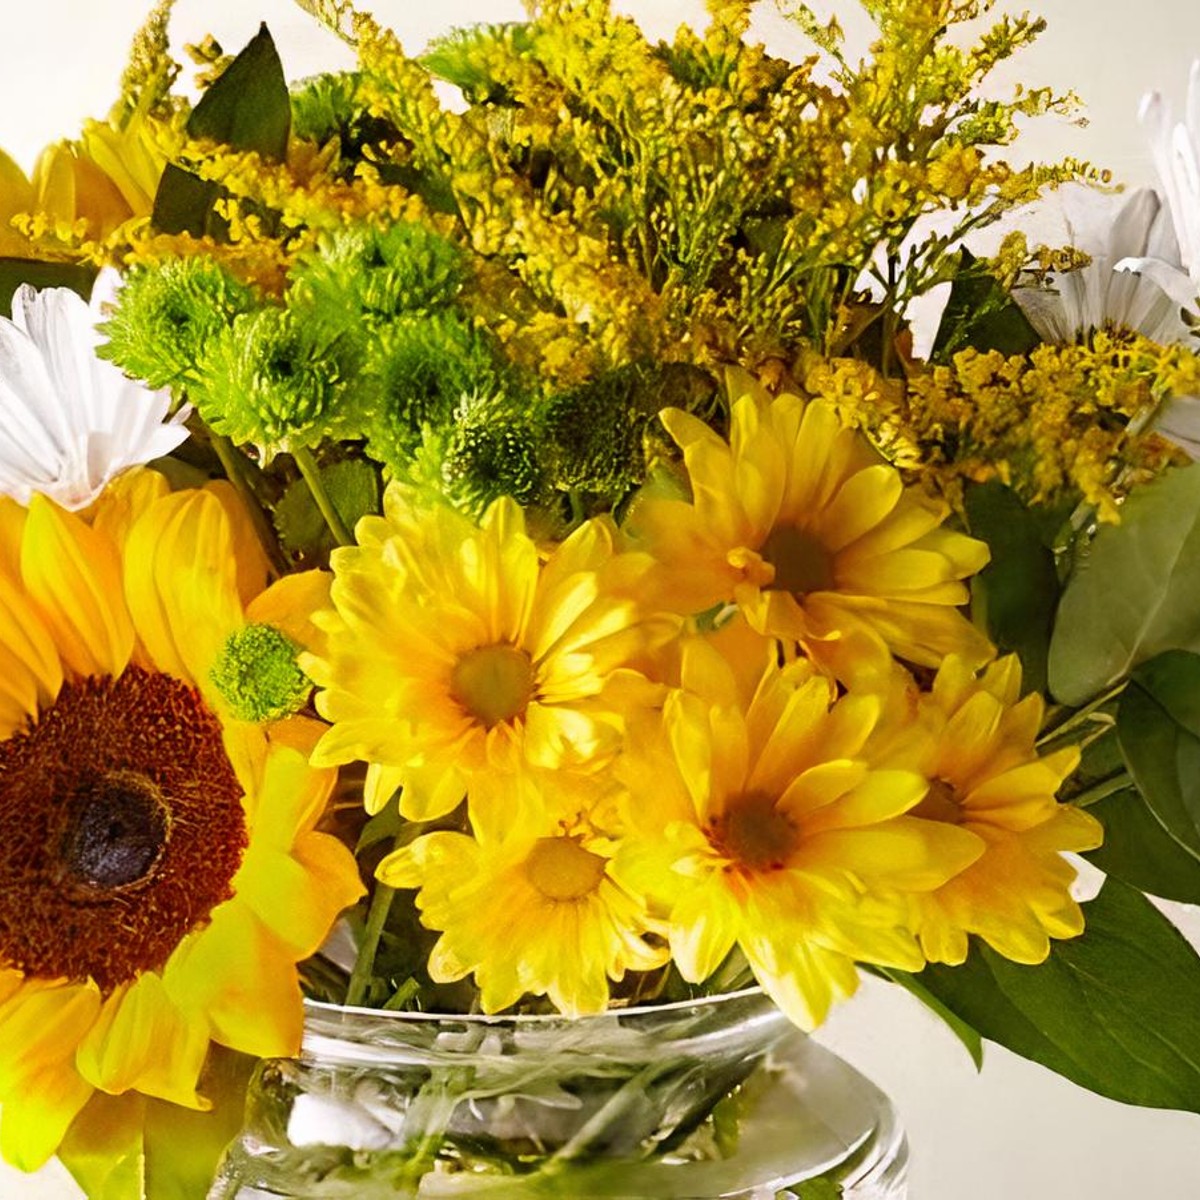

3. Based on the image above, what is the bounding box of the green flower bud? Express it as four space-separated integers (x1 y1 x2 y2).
209 623 311 723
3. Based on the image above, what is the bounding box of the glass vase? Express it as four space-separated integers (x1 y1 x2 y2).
210 988 907 1199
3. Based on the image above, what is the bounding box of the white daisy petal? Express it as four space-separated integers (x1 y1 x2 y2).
0 284 188 510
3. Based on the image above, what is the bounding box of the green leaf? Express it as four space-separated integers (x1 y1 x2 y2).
931 248 1041 361
1048 464 1200 705
964 481 1059 694
1116 651 1200 861
780 1177 844 1199
914 879 1200 1112
1086 787 1200 904
874 966 983 1069
58 1047 255 1200
274 457 381 560
152 25 291 238
0 258 96 316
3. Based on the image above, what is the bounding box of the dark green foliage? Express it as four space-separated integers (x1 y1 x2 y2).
152 25 291 239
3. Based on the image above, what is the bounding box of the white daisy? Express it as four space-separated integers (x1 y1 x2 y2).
1016 185 1190 345
0 274 189 510
1117 62 1200 310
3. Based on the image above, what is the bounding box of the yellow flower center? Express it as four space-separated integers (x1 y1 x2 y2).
760 524 835 596
913 777 963 824
524 836 607 901
710 792 800 872
450 643 535 729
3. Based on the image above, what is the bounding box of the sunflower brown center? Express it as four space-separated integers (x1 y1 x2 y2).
709 792 801 872
450 643 535 729
61 771 169 891
760 524 835 596
912 777 963 824
0 668 248 993
524 836 607 901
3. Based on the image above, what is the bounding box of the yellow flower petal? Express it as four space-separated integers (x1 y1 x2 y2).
22 496 133 678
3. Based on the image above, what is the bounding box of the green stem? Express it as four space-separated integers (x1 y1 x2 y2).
1038 682 1125 746
209 432 289 575
542 1062 664 1167
293 445 353 546
1070 769 1133 809
345 882 395 1007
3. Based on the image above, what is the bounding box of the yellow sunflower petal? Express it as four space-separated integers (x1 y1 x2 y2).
75 974 209 1108
124 490 244 692
163 905 302 1061
0 980 100 1170
22 496 134 679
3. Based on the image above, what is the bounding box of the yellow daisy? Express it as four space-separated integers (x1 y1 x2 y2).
0 486 362 1172
626 375 993 683
873 655 1104 966
613 626 982 1030
378 771 667 1017
303 487 670 822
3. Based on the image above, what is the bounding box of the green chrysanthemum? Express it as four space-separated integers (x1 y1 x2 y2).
98 257 255 393
356 313 501 469
289 222 465 342
194 307 347 446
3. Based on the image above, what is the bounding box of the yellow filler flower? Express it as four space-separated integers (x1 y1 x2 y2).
627 377 993 684
380 771 667 1017
614 625 983 1030
875 655 1104 966
303 487 668 821
0 485 362 1172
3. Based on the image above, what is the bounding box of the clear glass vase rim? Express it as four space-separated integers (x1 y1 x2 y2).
303 983 770 1025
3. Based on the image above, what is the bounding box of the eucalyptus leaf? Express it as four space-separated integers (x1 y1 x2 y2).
1048 463 1200 705
152 25 291 238
1116 651 1200 860
1086 787 1200 904
964 481 1059 694
914 879 1200 1112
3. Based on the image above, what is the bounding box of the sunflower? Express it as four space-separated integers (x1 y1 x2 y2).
303 486 670 822
378 770 667 1017
0 485 362 1172
613 625 982 1030
873 655 1104 965
626 375 993 684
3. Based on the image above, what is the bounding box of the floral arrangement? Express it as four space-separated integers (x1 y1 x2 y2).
4 0 1200 1195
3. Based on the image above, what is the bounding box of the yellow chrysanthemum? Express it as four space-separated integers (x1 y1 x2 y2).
303 488 670 821
379 771 667 1017
0 111 165 261
874 655 1104 966
0 484 362 1172
626 376 993 683
613 622 982 1030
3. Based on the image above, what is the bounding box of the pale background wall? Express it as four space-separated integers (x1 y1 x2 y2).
2 2 1200 1197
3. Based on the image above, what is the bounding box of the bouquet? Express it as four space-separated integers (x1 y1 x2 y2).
2 0 1200 1195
